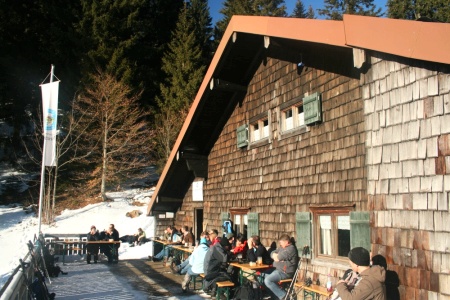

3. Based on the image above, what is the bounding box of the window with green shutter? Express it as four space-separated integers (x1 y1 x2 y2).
295 212 312 259
247 212 259 237
350 211 370 252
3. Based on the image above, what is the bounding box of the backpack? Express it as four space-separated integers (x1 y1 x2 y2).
232 280 262 300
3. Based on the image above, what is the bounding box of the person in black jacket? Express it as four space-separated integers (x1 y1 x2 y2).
203 237 232 297
86 225 100 264
103 224 120 263
247 235 273 265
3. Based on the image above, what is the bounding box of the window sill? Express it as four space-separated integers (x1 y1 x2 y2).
249 138 270 149
279 125 308 140
311 256 349 270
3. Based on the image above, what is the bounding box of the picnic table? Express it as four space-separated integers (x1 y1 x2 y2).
229 261 271 285
171 245 194 262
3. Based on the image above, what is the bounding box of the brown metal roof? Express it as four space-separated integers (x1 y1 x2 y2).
147 15 450 214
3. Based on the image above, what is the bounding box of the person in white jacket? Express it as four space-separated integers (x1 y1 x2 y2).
181 233 210 292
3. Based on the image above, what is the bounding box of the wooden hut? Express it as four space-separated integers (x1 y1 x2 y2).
148 15 450 299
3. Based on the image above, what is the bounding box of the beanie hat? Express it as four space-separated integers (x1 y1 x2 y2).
220 236 231 248
348 247 370 266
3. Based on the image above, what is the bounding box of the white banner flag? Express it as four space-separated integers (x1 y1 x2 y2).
40 81 59 166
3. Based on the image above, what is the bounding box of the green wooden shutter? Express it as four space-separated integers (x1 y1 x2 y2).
303 92 322 125
247 212 259 237
296 212 312 258
350 211 370 251
237 124 248 148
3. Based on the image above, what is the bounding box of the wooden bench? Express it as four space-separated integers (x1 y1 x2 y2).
189 273 204 290
216 280 234 300
297 283 332 300
279 278 293 290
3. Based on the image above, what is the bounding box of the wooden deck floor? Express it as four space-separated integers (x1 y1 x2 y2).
46 258 205 299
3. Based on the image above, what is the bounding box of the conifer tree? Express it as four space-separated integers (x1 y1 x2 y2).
306 5 317 19
215 0 287 45
387 0 450 22
154 2 208 169
318 0 383 20
78 0 183 107
188 0 214 66
292 0 307 18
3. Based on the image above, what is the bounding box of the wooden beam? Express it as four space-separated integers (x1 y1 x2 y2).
209 78 247 92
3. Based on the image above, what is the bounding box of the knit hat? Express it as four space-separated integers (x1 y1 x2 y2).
220 236 231 248
348 247 370 266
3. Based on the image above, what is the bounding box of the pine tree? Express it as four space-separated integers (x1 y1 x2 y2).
306 5 316 19
214 0 287 46
78 0 183 108
154 2 208 169
387 0 450 22
188 0 214 66
318 0 383 20
292 0 307 18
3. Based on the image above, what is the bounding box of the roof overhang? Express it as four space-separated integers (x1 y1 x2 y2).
147 15 450 215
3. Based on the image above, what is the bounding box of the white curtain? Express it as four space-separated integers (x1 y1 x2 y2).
320 216 332 255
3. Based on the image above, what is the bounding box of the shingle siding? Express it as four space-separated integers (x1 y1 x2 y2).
366 52 450 298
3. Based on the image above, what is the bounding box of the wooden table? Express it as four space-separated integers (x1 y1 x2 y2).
53 241 86 264
172 245 194 262
229 262 271 285
87 241 121 262
153 239 172 257
294 283 332 300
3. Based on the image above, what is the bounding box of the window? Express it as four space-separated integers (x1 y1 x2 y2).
230 208 250 238
299 208 370 262
250 118 269 142
281 104 305 132
310 207 353 260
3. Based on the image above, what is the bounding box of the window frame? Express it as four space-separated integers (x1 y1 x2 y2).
278 97 308 139
249 111 271 146
310 206 353 262
229 208 250 238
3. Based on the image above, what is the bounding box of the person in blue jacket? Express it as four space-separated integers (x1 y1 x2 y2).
181 232 210 292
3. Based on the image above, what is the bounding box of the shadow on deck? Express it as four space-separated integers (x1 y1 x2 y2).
47 258 204 299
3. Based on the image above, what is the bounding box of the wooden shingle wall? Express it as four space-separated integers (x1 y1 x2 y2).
201 48 366 253
365 52 450 299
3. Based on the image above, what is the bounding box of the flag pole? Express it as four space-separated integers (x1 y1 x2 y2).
37 64 55 235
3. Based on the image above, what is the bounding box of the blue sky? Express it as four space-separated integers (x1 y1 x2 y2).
208 0 388 23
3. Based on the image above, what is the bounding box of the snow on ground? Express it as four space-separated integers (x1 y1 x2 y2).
0 187 157 290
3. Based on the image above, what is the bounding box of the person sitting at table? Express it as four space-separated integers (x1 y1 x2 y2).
132 227 147 246
149 225 181 262
171 231 210 275
208 229 220 246
335 247 386 300
103 224 120 264
86 225 100 264
181 225 194 246
180 233 210 292
247 235 272 265
230 233 247 260
264 234 299 300
203 236 233 297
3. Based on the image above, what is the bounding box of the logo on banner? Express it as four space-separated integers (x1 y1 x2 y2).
46 109 57 131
